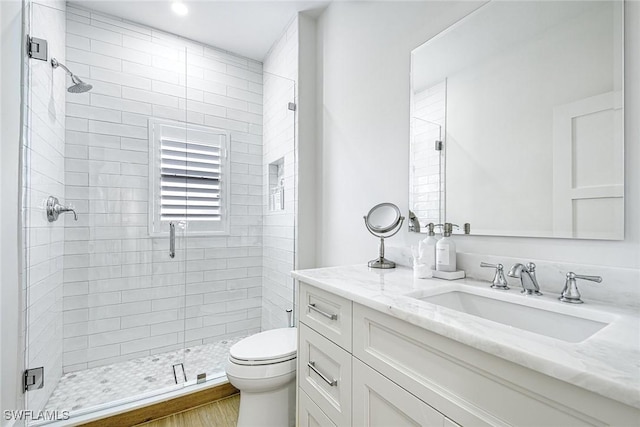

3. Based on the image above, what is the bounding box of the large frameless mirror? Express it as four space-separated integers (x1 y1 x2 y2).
410 0 624 240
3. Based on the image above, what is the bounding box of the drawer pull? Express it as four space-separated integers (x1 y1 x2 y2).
308 361 338 387
308 303 338 320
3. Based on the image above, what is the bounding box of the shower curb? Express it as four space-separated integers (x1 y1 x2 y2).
76 382 238 427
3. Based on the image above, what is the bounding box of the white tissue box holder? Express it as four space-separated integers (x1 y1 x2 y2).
432 270 465 280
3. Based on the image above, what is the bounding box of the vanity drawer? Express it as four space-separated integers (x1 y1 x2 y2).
298 388 337 427
353 357 445 426
299 282 352 351
299 322 352 426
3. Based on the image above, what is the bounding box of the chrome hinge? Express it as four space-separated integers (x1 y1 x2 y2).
434 140 443 151
24 367 44 392
27 36 48 61
196 373 206 384
288 102 297 111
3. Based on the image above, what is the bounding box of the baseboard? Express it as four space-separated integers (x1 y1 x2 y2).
78 382 238 427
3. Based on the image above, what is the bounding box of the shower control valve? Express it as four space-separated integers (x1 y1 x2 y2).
46 196 78 222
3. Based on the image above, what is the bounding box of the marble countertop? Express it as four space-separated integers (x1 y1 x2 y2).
291 264 640 409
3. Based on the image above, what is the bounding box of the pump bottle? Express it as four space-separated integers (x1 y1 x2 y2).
420 223 439 270
435 223 457 272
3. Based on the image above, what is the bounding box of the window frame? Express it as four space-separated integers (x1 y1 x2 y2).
148 118 231 237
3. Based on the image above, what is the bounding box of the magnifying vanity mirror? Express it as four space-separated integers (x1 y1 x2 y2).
364 203 405 269
409 0 624 240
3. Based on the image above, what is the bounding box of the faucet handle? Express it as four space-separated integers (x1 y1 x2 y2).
571 273 602 283
480 262 509 290
559 272 603 304
46 196 78 222
480 262 498 268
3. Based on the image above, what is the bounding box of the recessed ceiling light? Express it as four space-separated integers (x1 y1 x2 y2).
171 2 188 16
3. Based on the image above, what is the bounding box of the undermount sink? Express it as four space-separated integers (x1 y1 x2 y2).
416 291 609 343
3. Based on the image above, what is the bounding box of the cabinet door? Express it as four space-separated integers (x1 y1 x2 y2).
299 388 337 427
353 358 445 426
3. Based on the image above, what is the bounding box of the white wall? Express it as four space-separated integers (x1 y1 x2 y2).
61 5 264 372
1 0 25 422
314 1 483 267
261 17 298 330
296 12 317 273
314 1 639 274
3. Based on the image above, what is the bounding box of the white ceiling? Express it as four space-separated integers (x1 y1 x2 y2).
69 0 330 61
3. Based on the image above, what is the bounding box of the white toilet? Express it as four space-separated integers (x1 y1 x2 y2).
225 328 297 427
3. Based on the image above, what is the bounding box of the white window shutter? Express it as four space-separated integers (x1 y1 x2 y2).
160 138 223 222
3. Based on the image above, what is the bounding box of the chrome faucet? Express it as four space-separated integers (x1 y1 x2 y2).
507 262 542 295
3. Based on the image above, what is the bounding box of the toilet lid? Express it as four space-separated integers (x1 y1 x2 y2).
229 328 297 363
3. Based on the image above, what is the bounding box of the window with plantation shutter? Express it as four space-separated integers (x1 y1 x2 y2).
161 139 222 221
149 119 230 236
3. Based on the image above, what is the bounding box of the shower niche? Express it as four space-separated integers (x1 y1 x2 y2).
269 158 285 212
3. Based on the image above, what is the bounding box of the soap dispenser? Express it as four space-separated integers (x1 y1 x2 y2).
435 223 457 272
420 223 439 270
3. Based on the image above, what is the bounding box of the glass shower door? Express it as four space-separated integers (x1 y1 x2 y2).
177 52 298 385
21 0 70 418
21 4 190 421
261 71 297 331
179 122 236 385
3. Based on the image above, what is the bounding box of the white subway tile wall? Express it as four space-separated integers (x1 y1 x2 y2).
62 6 265 372
23 0 67 413
261 17 298 330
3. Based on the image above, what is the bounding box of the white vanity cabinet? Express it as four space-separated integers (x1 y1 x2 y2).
296 281 640 426
297 282 456 426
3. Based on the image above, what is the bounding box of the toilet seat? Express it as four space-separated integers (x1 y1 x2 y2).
230 353 296 366
226 356 297 382
229 328 297 366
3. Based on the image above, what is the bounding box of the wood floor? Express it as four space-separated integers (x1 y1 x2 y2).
136 394 240 427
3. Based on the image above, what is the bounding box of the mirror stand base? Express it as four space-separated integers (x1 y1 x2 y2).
368 258 396 269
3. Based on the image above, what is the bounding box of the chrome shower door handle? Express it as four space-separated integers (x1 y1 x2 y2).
169 222 175 259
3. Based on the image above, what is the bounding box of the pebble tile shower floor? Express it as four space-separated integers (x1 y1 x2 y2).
44 335 246 413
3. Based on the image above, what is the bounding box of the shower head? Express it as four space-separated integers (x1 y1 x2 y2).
51 58 93 93
68 76 93 94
